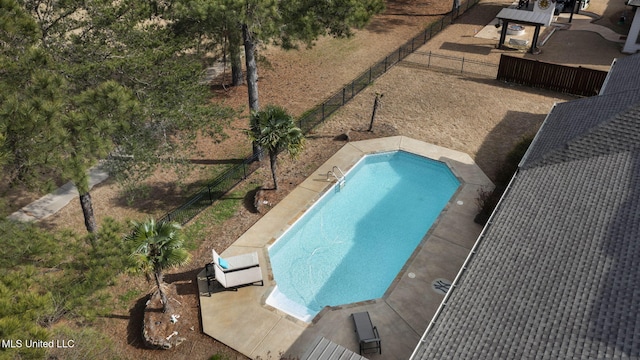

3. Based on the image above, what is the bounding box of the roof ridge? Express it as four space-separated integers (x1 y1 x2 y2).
521 95 640 169
535 102 640 167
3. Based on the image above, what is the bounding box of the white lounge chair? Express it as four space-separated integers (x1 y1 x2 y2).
211 249 264 289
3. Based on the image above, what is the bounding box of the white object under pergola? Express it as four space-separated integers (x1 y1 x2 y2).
496 8 551 54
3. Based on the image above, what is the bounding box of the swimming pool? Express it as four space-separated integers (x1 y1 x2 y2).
266 151 460 322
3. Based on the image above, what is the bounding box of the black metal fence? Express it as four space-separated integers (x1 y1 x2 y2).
157 152 261 225
159 0 481 225
402 51 499 77
296 1 480 132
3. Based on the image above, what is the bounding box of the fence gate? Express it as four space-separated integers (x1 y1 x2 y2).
497 55 608 96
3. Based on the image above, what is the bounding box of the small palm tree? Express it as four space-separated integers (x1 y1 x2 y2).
127 219 190 312
249 105 305 190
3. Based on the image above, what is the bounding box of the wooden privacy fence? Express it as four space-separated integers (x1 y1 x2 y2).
497 55 608 96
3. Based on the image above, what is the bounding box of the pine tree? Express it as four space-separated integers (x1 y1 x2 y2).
171 0 385 158
4 0 235 232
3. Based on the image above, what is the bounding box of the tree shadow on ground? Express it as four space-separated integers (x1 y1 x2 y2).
189 158 246 165
110 157 250 215
244 186 261 213
439 41 493 55
366 16 414 34
165 269 201 297
451 2 509 26
126 294 151 350
110 180 190 215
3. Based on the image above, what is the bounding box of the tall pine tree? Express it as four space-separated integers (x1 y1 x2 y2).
171 0 385 158
3 0 234 233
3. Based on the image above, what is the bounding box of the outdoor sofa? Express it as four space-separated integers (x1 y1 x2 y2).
210 249 264 289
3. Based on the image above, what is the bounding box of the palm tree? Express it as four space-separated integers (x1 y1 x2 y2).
127 219 191 312
249 105 305 190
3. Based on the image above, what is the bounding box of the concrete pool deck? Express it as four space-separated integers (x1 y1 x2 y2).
198 136 493 359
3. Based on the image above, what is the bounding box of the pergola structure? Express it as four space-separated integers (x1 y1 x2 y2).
496 8 551 54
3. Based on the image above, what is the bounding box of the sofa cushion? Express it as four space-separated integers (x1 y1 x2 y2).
218 257 230 269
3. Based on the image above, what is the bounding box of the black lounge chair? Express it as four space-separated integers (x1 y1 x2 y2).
351 311 381 355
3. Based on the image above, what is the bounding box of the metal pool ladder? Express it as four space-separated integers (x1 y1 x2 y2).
327 166 346 189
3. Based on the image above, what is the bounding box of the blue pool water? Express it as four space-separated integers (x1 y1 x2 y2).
267 151 460 321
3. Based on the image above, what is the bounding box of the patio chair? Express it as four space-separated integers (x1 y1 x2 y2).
211 249 263 289
204 262 217 294
351 311 381 355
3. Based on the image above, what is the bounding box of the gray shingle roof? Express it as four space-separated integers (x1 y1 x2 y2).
521 91 640 169
412 54 640 359
600 55 640 95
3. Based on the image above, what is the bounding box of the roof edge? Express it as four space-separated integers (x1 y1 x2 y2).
599 57 619 96
519 102 559 169
409 167 522 360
